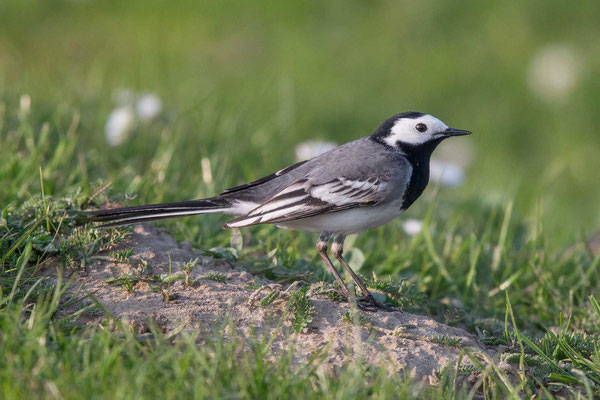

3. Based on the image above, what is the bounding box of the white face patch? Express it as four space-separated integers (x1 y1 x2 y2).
383 114 448 147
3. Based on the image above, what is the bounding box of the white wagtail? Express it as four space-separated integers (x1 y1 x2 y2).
89 112 471 311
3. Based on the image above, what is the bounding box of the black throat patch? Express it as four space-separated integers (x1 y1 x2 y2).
396 139 444 210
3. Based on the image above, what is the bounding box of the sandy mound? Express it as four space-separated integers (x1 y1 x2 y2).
61 224 492 383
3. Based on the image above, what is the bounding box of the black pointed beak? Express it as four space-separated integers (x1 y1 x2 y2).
444 127 471 137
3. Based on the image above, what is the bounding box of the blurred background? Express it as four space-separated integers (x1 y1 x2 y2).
1 0 599 243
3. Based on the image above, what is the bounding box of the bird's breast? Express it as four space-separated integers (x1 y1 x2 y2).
275 200 404 234
401 159 430 210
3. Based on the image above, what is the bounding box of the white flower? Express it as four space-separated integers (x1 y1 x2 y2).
430 159 465 187
295 141 337 161
136 93 162 122
105 106 135 147
527 44 583 103
201 157 213 185
402 219 423 236
19 94 31 115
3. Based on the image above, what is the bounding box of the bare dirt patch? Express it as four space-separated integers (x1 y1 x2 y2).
56 224 494 383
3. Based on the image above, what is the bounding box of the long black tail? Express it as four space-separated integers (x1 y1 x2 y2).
87 197 233 227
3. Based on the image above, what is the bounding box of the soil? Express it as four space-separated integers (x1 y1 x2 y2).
55 224 497 384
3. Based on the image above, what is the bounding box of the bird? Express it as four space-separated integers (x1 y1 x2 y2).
88 111 471 311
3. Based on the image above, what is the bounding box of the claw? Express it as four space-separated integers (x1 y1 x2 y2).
356 294 399 312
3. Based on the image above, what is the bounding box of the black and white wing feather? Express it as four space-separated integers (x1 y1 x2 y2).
224 177 388 228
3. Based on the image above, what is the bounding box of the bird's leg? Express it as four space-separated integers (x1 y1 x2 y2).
316 232 350 300
331 235 397 312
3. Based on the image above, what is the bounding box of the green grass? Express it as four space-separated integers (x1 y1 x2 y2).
1 0 600 398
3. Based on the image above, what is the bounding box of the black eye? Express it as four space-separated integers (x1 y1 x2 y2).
415 123 427 132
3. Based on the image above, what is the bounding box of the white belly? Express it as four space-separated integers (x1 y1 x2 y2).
275 201 404 234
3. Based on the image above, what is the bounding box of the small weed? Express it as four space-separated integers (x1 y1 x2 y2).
537 331 600 361
201 272 227 283
362 275 426 311
110 248 133 263
105 275 138 289
310 282 346 302
430 335 463 348
181 258 199 287
260 290 280 306
457 364 480 376
392 324 417 336
58 225 130 269
288 287 314 333
118 270 135 293
160 273 185 284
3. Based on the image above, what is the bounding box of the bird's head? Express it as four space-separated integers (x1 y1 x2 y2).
370 112 471 152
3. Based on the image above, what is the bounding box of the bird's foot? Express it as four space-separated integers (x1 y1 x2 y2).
356 294 399 312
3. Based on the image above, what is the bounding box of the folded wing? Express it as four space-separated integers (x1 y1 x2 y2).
224 177 387 228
